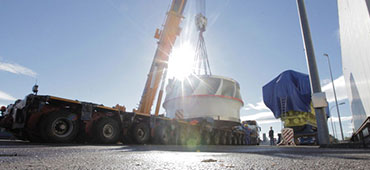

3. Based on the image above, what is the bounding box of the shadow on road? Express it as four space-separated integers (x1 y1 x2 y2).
1 140 369 161
108 144 370 161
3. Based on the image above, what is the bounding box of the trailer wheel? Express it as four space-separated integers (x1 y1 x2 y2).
179 128 188 145
94 118 121 144
241 135 246 145
155 125 171 145
202 132 211 145
41 112 79 143
221 133 227 145
213 132 221 145
238 135 243 145
227 135 233 145
132 123 150 144
188 129 201 145
232 136 237 145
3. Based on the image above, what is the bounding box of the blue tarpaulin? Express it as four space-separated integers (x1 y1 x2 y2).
263 70 315 118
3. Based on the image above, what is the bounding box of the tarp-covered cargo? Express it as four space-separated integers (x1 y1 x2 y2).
263 70 312 118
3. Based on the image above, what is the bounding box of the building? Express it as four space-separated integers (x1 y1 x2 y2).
337 0 370 136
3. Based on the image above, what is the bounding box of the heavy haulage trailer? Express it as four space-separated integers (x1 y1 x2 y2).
0 0 249 145
263 70 330 145
0 94 246 145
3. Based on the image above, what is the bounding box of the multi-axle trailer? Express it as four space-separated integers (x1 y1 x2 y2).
0 94 247 145
0 0 250 145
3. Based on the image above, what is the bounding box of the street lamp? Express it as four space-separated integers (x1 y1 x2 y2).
329 106 337 139
297 0 330 145
329 102 345 139
324 53 344 140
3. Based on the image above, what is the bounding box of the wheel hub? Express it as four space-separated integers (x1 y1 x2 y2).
162 132 168 141
103 124 114 138
137 128 145 138
52 118 72 137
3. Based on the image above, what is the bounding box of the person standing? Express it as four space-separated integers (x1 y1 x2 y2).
269 127 274 145
0 106 6 116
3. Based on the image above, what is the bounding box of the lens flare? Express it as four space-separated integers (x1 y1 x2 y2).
167 42 195 80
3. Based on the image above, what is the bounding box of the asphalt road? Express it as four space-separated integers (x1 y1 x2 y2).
0 140 369 170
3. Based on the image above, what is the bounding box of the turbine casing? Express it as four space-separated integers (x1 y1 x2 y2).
163 75 244 123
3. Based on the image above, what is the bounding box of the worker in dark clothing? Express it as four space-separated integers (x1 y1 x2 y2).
0 106 6 116
269 127 274 145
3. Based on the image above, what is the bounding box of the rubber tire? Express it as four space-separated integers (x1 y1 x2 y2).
202 132 211 145
241 135 246 145
235 136 240 145
187 129 201 145
232 136 237 145
221 133 227 145
132 123 150 144
41 112 79 143
227 135 233 145
213 132 221 145
179 129 188 145
154 126 171 145
238 136 243 145
94 118 121 144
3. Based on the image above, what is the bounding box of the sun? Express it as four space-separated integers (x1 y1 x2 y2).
167 42 195 80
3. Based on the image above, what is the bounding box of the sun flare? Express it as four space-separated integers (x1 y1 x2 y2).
167 42 195 80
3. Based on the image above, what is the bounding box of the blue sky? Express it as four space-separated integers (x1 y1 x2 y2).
0 0 352 139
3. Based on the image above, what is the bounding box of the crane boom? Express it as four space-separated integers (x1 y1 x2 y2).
137 0 187 115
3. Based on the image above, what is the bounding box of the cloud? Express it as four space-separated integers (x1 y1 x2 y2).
329 115 352 122
321 75 348 103
0 90 16 101
0 61 37 77
241 111 281 125
244 101 269 111
257 119 281 125
321 78 331 86
345 130 352 133
241 111 274 121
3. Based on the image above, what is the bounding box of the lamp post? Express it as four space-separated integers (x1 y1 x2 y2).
324 53 344 141
329 102 345 139
297 0 330 145
329 105 337 139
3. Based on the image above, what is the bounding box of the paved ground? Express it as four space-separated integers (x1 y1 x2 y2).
0 140 369 170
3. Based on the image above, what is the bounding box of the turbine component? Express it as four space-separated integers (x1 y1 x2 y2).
163 75 243 122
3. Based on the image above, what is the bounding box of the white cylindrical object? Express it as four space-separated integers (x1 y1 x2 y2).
163 75 243 123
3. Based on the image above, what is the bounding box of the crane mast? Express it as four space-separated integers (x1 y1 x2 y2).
137 0 187 115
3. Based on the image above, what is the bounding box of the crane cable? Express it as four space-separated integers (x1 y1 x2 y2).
193 0 212 76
